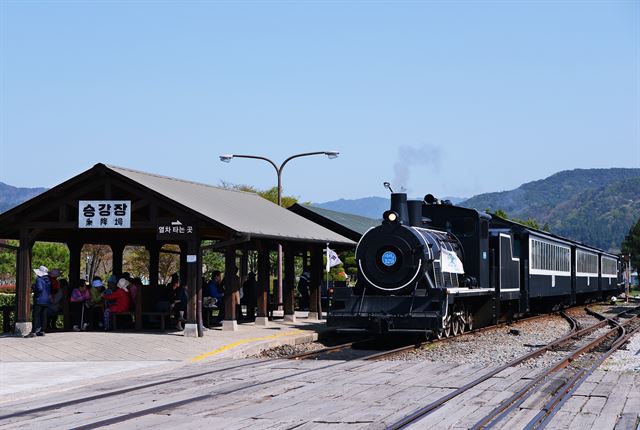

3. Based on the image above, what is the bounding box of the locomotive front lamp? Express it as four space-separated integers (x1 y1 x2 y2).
384 210 399 223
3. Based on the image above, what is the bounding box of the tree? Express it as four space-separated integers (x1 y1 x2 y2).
219 181 299 207
32 242 70 275
489 209 548 232
123 246 149 279
81 245 112 281
621 218 640 270
158 245 180 285
0 240 18 284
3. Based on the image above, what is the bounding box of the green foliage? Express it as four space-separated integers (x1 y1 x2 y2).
488 210 546 232
1 241 71 284
33 242 70 274
202 248 225 277
0 240 18 283
219 181 299 208
322 250 356 283
621 218 640 269
0 293 16 333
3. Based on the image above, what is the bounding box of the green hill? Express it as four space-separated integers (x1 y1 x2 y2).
461 168 640 251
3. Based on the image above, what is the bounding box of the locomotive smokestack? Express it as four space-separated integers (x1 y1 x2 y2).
390 193 409 225
407 200 423 227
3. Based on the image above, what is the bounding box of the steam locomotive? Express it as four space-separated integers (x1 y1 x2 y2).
327 193 625 336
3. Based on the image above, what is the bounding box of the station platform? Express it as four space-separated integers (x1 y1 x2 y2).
0 312 330 402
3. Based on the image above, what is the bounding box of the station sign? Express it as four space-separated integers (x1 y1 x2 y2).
156 218 196 240
79 200 131 228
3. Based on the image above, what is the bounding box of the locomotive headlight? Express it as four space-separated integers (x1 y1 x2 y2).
383 210 399 223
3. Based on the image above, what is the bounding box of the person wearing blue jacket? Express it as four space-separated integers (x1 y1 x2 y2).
26 265 51 337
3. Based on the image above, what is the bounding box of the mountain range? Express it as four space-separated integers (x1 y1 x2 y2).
316 168 640 252
1 168 638 251
0 182 48 213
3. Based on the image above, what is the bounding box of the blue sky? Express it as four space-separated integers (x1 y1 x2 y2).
1 1 638 202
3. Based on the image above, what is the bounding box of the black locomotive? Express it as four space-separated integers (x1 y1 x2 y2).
327 193 625 336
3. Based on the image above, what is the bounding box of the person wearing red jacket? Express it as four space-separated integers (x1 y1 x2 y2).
102 278 131 330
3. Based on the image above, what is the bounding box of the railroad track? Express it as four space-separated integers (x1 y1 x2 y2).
284 312 572 363
386 304 640 430
0 303 627 429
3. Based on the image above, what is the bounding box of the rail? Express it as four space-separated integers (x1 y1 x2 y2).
386 304 640 430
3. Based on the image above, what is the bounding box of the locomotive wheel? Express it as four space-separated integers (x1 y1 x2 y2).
457 314 466 334
443 316 453 338
452 315 462 336
434 329 445 340
466 311 474 331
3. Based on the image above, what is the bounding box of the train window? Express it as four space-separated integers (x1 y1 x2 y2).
530 238 570 274
601 257 617 277
481 221 488 238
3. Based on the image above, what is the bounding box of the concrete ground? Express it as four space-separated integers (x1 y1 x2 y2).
0 311 330 402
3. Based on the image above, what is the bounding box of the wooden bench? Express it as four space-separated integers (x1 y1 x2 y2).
141 311 171 331
110 311 134 330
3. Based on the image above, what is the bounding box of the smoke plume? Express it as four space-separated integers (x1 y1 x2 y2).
392 144 443 193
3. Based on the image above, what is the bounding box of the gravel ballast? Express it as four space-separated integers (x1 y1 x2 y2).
388 315 570 366
602 332 640 373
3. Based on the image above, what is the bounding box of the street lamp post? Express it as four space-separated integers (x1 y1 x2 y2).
219 151 339 310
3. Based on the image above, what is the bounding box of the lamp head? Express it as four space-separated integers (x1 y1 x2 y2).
219 154 234 163
383 210 399 223
325 151 339 159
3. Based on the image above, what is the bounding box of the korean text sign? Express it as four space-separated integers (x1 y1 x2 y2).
79 200 131 228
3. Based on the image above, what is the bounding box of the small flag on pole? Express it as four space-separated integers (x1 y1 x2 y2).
326 244 342 272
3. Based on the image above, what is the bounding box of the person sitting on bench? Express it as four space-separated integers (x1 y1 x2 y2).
70 279 91 331
102 278 131 331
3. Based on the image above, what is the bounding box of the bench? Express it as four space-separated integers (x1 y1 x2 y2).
141 311 171 331
110 311 134 330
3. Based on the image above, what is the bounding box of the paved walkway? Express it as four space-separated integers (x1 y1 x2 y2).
0 312 330 401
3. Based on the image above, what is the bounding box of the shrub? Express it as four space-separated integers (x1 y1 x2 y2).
0 293 16 333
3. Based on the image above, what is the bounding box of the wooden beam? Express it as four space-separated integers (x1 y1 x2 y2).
309 246 323 319
284 244 296 318
256 243 270 320
16 228 32 324
67 242 81 331
201 235 251 251
224 246 238 323
111 243 124 276
0 243 18 251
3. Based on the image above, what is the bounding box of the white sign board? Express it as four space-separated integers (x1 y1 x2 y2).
78 200 131 228
441 249 465 274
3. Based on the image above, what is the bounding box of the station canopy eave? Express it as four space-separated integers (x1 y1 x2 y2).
0 163 355 247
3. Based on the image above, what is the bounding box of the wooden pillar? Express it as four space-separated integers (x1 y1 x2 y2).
239 247 249 321
111 243 124 277
309 246 323 320
66 242 81 331
148 242 160 287
284 244 296 322
179 247 188 286
14 228 33 335
222 246 238 331
184 238 201 337
240 248 249 281
256 242 270 326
